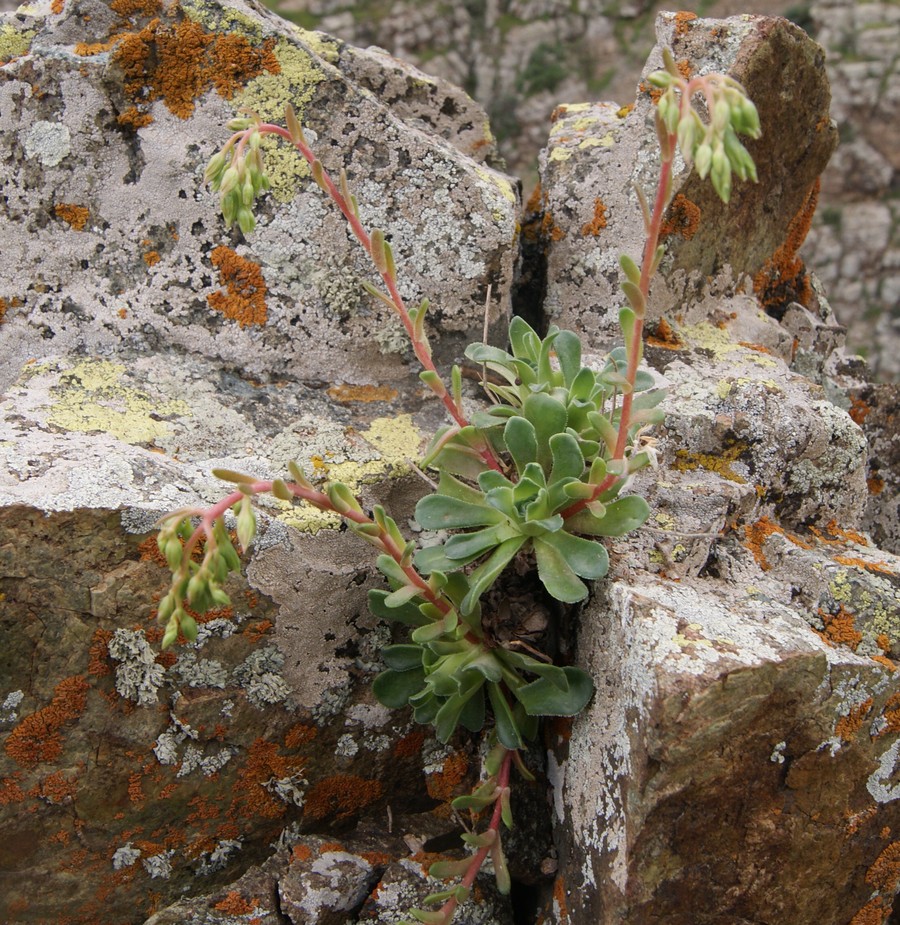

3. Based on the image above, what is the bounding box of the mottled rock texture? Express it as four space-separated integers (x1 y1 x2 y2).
0 4 898 925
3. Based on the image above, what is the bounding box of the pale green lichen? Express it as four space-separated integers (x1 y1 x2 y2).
236 39 327 202
0 23 34 62
280 414 421 533
293 26 340 64
181 0 265 42
549 147 572 162
580 134 615 149
47 359 189 444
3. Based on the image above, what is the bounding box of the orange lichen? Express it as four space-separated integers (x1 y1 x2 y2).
809 520 870 547
360 849 392 866
318 841 345 853
580 198 608 237
54 203 90 231
851 898 891 925
5 676 90 767
214 892 258 915
51 0 64 12
553 875 569 921
303 774 384 822
243 619 273 643
821 606 862 650
835 698 873 741
660 193 701 240
232 739 306 820
292 843 313 862
117 106 155 129
540 211 566 243
834 555 894 575
207 246 268 328
742 517 811 571
326 384 400 403
0 775 26 805
674 10 697 34
77 11 279 123
872 655 897 674
753 178 819 314
284 724 317 749
882 693 900 734
393 729 425 759
868 476 885 495
426 751 469 803
647 317 682 350
849 395 872 426
88 628 114 677
111 0 163 15
867 841 900 894
143 250 161 267
877 635 892 653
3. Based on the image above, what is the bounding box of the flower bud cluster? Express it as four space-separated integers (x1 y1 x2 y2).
155 512 248 649
204 123 271 234
649 64 760 204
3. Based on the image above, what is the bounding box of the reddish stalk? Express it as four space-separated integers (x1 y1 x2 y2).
437 747 513 922
255 123 503 474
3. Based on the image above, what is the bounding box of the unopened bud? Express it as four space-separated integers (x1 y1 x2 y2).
694 142 712 179
219 166 239 194
237 206 256 235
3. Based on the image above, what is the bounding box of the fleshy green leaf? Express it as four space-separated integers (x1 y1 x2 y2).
523 393 568 472
554 330 582 388
488 682 524 750
548 531 609 579
514 666 594 717
415 494 505 530
504 416 538 476
368 589 429 626
373 667 426 708
565 494 650 536
382 644 424 671
442 524 511 564
460 537 527 615
533 537 589 603
548 432 585 485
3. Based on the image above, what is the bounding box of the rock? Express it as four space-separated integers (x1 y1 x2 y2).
534 12 837 349
0 0 518 918
0 0 518 393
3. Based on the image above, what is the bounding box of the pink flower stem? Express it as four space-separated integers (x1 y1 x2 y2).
256 123 503 474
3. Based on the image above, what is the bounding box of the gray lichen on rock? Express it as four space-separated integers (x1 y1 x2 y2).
108 628 166 706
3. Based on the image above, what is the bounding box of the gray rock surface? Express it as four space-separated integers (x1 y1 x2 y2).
0 3 898 924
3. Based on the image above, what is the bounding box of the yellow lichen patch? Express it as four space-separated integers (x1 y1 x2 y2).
0 24 35 62
581 198 608 237
548 146 572 163
475 166 516 205
753 178 818 313
281 414 421 533
207 246 268 328
54 203 90 230
673 444 748 483
660 193 700 240
326 383 399 403
292 27 340 63
46 359 190 444
235 40 325 201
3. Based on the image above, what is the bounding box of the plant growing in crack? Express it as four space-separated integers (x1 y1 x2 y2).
154 47 759 924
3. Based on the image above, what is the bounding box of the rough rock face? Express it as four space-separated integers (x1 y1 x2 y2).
0 0 518 393
0 5 899 925
0 1 518 922
533 13 837 350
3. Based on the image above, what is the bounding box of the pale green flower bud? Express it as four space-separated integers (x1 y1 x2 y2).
204 151 226 185
227 117 253 131
712 97 730 134
164 537 184 572
221 190 238 227
647 69 674 89
694 142 713 179
676 113 696 163
219 165 239 194
180 614 199 643
237 206 256 235
710 142 732 202
241 177 255 207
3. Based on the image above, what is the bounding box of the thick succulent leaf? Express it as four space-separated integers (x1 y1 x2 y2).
443 523 512 563
464 343 515 365
569 366 596 401
488 682 524 750
509 315 541 362
460 537 527 615
519 462 547 487
368 589 429 626
523 393 568 472
632 387 667 410
536 329 560 385
549 432 585 484
554 330 582 388
415 494 505 530
477 470 512 493
382 644 425 671
384 584 425 608
565 494 651 537
504 416 538 476
373 667 426 708
412 691 440 725
414 544 464 575
435 471 488 505
470 406 518 429
633 369 656 392
533 537 589 603
460 650 503 683
514 667 594 716
459 684 486 732
411 610 459 644
484 486 516 516
434 674 486 741
548 531 609 579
